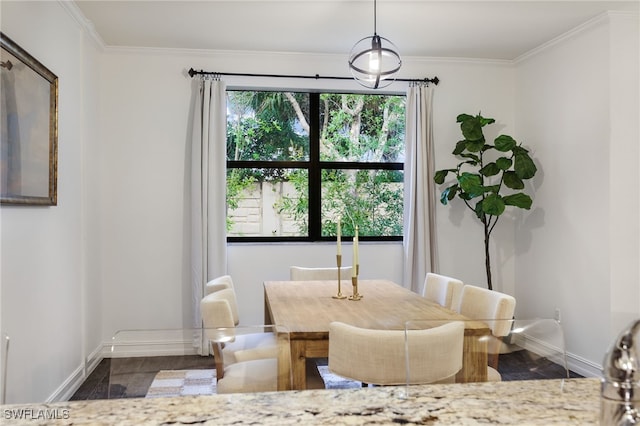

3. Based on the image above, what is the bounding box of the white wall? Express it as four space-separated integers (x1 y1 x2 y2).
608 13 640 337
514 12 639 375
80 11 104 376
0 1 101 403
96 49 516 331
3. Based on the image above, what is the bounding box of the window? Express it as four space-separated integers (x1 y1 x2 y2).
226 91 405 242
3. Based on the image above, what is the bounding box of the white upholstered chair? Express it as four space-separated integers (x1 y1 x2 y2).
422 272 464 310
457 285 517 381
200 289 277 367
200 292 288 393
205 274 234 295
204 324 288 394
328 321 465 386
290 266 353 281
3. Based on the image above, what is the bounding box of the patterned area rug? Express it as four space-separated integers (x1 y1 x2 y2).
316 365 362 389
145 369 216 398
145 365 360 397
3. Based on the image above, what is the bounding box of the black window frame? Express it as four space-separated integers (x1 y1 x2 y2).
226 91 404 243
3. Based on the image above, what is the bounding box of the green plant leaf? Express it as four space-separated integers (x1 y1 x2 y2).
456 113 474 123
474 200 484 219
440 184 459 205
461 117 483 141
465 138 485 152
458 172 484 198
452 140 467 155
503 171 525 189
440 188 450 205
479 162 500 176
514 151 537 179
447 184 458 201
434 169 449 184
484 185 500 194
496 157 512 170
513 145 529 155
460 153 480 164
482 193 506 216
479 116 496 126
503 193 533 209
494 135 517 152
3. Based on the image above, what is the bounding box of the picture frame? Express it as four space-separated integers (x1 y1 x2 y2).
1 32 58 205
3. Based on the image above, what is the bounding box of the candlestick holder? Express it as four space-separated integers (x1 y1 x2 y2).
349 275 362 301
332 255 347 299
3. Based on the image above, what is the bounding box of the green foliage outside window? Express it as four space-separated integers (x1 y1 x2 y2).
226 91 405 238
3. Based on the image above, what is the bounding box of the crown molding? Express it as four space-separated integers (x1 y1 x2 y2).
99 45 348 59
404 55 513 67
514 10 638 64
97 45 514 70
58 0 106 51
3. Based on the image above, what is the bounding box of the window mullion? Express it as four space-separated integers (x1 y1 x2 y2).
308 93 321 240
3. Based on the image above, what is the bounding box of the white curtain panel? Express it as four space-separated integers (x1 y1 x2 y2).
403 84 437 293
191 77 228 337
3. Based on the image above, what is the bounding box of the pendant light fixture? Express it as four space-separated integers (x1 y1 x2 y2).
348 0 402 89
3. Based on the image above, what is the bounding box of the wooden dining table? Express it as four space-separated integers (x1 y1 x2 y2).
264 279 491 391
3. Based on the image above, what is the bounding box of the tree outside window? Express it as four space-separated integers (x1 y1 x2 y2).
226 91 405 241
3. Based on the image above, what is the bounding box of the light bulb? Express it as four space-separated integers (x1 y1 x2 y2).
369 54 380 71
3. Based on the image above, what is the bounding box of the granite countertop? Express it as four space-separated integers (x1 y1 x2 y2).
2 378 600 425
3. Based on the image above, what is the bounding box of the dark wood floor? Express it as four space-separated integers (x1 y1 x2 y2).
70 355 214 400
70 352 582 400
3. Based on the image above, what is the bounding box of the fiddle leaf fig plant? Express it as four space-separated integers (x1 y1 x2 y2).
434 113 538 290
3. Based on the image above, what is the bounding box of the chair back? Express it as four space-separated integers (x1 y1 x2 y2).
457 285 516 337
201 288 239 328
406 318 569 385
205 275 234 295
328 321 464 386
422 272 463 310
290 266 353 281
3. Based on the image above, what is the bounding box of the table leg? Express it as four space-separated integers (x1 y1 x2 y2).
457 333 488 383
264 289 273 325
277 331 292 391
290 340 307 390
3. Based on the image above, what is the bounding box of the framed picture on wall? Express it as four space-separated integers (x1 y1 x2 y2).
1 32 58 205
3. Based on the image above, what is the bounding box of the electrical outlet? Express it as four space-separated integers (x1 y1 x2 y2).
554 308 561 323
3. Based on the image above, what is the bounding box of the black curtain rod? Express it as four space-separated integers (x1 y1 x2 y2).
187 68 439 85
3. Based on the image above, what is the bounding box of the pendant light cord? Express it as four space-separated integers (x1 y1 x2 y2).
373 0 377 35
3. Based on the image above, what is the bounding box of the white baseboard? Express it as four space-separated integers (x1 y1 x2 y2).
50 335 204 402
85 345 104 374
509 331 602 379
47 345 104 403
46 364 85 403
565 352 602 379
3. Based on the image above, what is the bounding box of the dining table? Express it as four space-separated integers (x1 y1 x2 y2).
263 279 491 391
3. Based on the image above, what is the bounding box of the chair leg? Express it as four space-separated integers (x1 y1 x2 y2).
211 341 225 380
488 336 504 370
